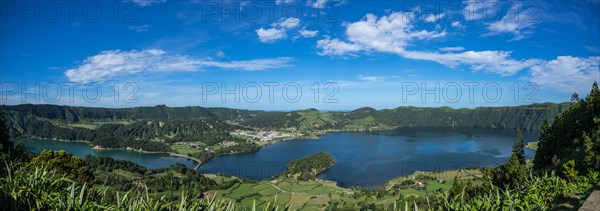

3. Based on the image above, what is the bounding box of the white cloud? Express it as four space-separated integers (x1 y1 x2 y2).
129 24 151 32
398 50 541 76
299 30 318 38
424 13 445 23
309 0 327 8
485 2 538 41
451 21 464 28
462 1 538 41
274 17 300 29
202 58 294 71
307 0 345 9
216 51 227 58
65 49 293 83
439 47 465 52
357 75 399 82
316 9 598 92
275 0 295 4
529 56 600 93
316 11 540 76
131 0 165 7
317 38 361 56
341 13 447 53
257 18 312 43
256 28 286 43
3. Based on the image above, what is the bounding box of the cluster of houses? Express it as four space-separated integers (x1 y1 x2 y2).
231 130 299 142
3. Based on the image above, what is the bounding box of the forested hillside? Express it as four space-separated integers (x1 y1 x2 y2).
240 103 571 131
2 111 246 152
1 102 571 154
0 104 262 122
2 102 570 132
534 82 600 172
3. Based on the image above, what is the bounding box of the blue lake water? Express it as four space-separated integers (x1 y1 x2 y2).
15 139 197 169
200 127 538 188
15 127 538 188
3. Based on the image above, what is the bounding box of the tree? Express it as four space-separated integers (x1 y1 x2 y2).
484 129 528 189
504 153 526 187
30 150 94 185
449 177 476 201
571 93 579 101
534 82 600 172
512 129 525 164
581 128 600 171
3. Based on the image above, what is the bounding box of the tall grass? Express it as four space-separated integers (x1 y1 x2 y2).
433 171 600 210
2 159 598 210
0 161 291 211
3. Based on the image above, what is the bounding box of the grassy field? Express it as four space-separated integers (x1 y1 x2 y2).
63 120 133 129
203 171 466 210
170 144 202 155
203 169 486 209
296 109 338 131
204 174 363 210
385 169 484 197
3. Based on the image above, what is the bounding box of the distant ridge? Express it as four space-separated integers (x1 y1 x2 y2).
2 102 571 132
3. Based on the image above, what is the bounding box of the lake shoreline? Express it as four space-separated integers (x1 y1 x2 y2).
17 136 203 167
16 127 539 190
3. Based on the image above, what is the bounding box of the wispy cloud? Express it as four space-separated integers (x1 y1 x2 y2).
256 18 301 43
275 0 295 5
65 49 293 83
307 0 346 9
424 13 445 23
257 18 319 43
129 24 151 32
529 56 600 93
131 0 165 7
317 8 598 93
439 47 465 52
316 11 538 75
356 75 400 82
317 38 361 57
484 2 539 41
299 30 319 38
256 28 287 43
451 21 464 28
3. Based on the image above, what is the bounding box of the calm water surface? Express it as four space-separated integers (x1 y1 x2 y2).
200 127 538 188
15 127 538 188
15 139 197 169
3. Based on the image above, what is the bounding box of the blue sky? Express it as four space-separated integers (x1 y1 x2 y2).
1 0 599 110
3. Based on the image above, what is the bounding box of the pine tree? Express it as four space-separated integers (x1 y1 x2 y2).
534 120 551 169
582 133 594 169
512 128 525 164
504 153 526 187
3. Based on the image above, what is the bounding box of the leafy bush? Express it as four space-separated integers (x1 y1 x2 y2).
562 159 579 181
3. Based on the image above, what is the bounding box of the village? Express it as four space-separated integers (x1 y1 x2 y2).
230 130 302 143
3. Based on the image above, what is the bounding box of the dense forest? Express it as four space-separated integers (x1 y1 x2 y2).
0 101 570 156
284 152 335 181
2 102 570 133
534 83 600 172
